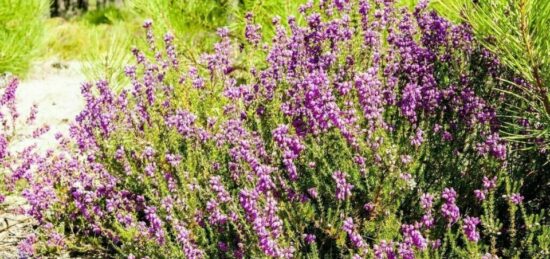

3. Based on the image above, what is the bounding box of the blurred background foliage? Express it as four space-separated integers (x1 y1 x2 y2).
0 0 49 76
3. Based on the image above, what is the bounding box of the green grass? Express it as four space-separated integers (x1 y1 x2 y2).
0 0 48 77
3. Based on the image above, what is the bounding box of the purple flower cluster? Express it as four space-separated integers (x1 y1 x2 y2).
475 176 497 202
420 193 435 228
2 0 531 258
175 224 204 258
342 217 367 252
273 125 304 180
509 193 524 205
441 188 460 224
332 171 353 201
463 216 481 242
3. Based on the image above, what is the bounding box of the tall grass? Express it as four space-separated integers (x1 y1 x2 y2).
129 0 307 59
0 0 49 76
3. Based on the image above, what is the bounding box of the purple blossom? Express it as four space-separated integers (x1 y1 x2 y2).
373 240 396 259
342 217 366 250
245 12 262 46
166 109 198 137
0 1 526 257
18 234 37 257
176 224 204 258
441 188 460 224
410 128 424 147
463 216 481 242
144 206 165 244
332 171 353 201
364 202 375 213
307 187 318 199
272 125 304 180
0 135 7 160
303 233 316 244
210 176 230 203
402 224 427 250
421 213 434 229
509 193 524 205
474 189 487 201
166 153 182 167
482 176 497 190
420 193 434 210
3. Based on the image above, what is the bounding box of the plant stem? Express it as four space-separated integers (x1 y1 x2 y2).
518 0 550 116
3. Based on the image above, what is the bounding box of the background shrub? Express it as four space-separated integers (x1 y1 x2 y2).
0 0 48 76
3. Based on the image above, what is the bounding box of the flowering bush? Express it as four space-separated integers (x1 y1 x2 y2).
3 0 549 258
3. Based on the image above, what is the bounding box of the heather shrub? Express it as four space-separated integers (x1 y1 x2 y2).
7 0 549 258
1 76 47 203
0 0 49 76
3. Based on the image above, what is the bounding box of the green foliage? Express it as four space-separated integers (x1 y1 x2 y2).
0 0 48 76
82 25 134 89
82 6 128 25
129 0 307 57
43 18 140 61
437 0 550 150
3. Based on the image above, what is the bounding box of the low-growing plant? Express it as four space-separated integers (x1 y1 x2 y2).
2 0 549 258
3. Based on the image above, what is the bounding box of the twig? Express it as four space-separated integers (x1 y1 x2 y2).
518 0 550 116
0 218 31 234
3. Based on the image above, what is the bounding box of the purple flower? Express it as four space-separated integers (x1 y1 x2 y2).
217 242 228 252
144 206 165 244
245 12 262 46
175 224 204 258
402 224 427 250
410 128 424 147
420 193 434 210
342 217 366 250
441 188 457 203
441 188 460 224
143 146 155 158
364 202 375 213
373 240 396 259
509 193 524 205
26 103 38 124
0 135 7 160
18 234 37 257
463 216 481 242
482 176 497 190
431 239 441 250
210 176 230 203
332 171 353 201
307 188 318 199
166 153 182 167
273 125 304 180
303 233 316 244
474 189 487 201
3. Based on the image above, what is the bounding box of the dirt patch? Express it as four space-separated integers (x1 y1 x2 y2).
11 60 86 153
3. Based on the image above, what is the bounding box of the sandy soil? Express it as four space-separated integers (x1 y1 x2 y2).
1 60 85 258
11 60 86 152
